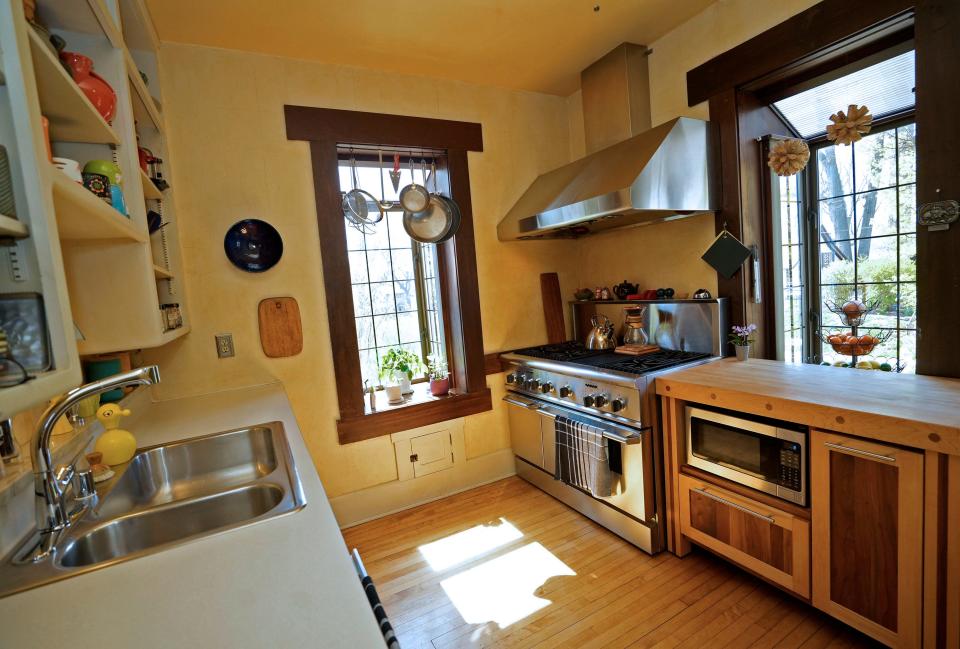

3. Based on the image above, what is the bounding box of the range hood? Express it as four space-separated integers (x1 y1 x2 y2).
498 44 719 241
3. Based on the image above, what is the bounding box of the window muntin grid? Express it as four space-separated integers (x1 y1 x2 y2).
339 161 446 388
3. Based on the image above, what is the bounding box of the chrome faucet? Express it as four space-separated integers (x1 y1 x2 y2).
26 365 161 562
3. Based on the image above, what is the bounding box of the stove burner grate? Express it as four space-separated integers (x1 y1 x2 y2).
509 341 604 362
595 349 712 374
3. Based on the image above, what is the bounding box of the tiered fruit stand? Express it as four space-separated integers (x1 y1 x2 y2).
817 299 901 372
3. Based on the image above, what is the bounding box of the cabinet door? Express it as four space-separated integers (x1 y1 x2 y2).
679 474 810 597
504 396 542 467
811 430 923 648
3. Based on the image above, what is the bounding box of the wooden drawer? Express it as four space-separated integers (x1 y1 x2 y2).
679 474 810 598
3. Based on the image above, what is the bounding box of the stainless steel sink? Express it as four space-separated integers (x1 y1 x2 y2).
59 484 285 568
97 425 280 518
0 422 306 597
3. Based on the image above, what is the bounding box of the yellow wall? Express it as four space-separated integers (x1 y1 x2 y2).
142 44 577 499
569 0 821 296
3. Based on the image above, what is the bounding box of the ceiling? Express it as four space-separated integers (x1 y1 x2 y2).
144 0 716 96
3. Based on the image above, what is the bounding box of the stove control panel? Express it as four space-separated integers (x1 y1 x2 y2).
505 364 641 423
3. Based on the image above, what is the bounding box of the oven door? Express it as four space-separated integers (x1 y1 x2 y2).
685 406 806 505
506 394 656 523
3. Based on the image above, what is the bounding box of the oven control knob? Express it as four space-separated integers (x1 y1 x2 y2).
559 385 572 398
611 398 625 413
582 394 596 407
506 373 517 384
594 394 608 408
540 382 553 394
528 378 540 390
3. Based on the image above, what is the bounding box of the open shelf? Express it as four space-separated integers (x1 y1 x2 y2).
159 325 189 345
125 49 163 133
26 25 120 145
153 263 173 279
140 167 162 199
35 0 120 45
118 0 160 54
0 214 29 238
50 167 146 242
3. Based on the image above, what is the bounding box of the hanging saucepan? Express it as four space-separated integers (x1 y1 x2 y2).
398 157 430 214
342 156 384 226
402 160 461 244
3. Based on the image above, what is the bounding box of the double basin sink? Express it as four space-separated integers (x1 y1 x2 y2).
0 422 306 597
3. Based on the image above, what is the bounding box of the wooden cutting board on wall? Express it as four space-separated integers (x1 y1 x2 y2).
540 272 565 344
258 297 303 358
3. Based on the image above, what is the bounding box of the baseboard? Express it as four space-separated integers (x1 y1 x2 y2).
331 448 516 529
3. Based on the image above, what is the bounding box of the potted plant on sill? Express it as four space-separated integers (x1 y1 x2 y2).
729 323 758 361
427 355 450 397
378 348 424 397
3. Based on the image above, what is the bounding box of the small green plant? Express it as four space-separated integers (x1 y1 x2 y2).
426 354 448 380
378 348 424 383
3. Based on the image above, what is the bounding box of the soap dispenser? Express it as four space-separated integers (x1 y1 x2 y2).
93 403 137 466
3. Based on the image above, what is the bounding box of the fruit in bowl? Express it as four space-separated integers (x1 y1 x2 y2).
840 300 867 325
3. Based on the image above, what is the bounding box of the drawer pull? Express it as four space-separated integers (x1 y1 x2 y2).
824 442 896 463
691 487 776 523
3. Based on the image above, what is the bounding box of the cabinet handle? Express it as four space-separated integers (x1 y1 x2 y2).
691 487 776 523
824 442 896 463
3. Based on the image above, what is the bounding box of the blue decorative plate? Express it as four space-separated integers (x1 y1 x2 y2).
224 219 283 272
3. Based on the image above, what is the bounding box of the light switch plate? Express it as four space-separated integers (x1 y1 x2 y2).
215 333 235 358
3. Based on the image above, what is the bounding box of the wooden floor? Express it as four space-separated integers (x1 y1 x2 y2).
343 477 881 648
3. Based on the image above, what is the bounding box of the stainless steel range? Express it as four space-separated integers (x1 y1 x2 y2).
501 298 728 554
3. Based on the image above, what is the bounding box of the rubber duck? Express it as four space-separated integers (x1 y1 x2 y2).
93 403 136 466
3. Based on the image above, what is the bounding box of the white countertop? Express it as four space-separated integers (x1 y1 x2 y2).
0 383 386 649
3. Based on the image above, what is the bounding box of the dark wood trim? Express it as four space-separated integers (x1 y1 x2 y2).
337 389 492 443
680 464 811 520
288 106 491 443
444 149 487 393
686 0 914 106
915 0 960 378
753 27 914 105
285 106 483 151
484 353 507 375
308 140 366 419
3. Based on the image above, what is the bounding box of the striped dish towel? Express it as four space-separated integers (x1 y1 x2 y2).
554 414 616 497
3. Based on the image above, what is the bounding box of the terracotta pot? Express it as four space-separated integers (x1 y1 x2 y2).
430 376 450 396
59 51 116 123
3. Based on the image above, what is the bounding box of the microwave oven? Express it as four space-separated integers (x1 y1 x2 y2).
685 406 807 506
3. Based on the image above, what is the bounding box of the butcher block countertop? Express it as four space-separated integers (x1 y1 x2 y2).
656 358 960 455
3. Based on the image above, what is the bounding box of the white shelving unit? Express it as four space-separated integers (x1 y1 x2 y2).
0 0 189 415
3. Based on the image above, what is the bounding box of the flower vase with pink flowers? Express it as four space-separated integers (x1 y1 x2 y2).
729 324 757 361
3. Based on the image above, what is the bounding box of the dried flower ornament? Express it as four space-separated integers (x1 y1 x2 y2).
826 104 873 145
767 138 810 176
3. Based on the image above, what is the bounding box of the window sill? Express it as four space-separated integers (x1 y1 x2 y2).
336 384 492 444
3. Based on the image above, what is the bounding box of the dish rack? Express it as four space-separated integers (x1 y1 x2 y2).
816 299 903 372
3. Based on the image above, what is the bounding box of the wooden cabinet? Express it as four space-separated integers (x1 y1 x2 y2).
811 430 923 648
679 473 810 597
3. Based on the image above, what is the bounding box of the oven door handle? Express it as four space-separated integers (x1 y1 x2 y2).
535 404 644 445
502 395 540 410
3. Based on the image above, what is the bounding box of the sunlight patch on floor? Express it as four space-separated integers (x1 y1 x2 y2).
439 542 576 628
418 518 523 571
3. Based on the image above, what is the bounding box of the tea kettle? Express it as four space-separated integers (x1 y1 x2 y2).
585 314 616 350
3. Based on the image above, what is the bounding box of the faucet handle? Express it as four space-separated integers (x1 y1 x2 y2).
71 456 96 500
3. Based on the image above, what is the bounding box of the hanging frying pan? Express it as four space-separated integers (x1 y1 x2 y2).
402 160 462 244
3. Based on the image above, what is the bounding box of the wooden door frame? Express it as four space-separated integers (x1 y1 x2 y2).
686 0 960 375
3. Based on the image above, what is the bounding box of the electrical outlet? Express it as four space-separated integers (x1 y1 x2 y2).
215 333 235 358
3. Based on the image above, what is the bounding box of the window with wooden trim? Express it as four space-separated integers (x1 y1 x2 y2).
339 156 446 388
284 106 491 444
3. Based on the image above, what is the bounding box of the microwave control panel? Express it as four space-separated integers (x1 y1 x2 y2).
778 442 803 491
